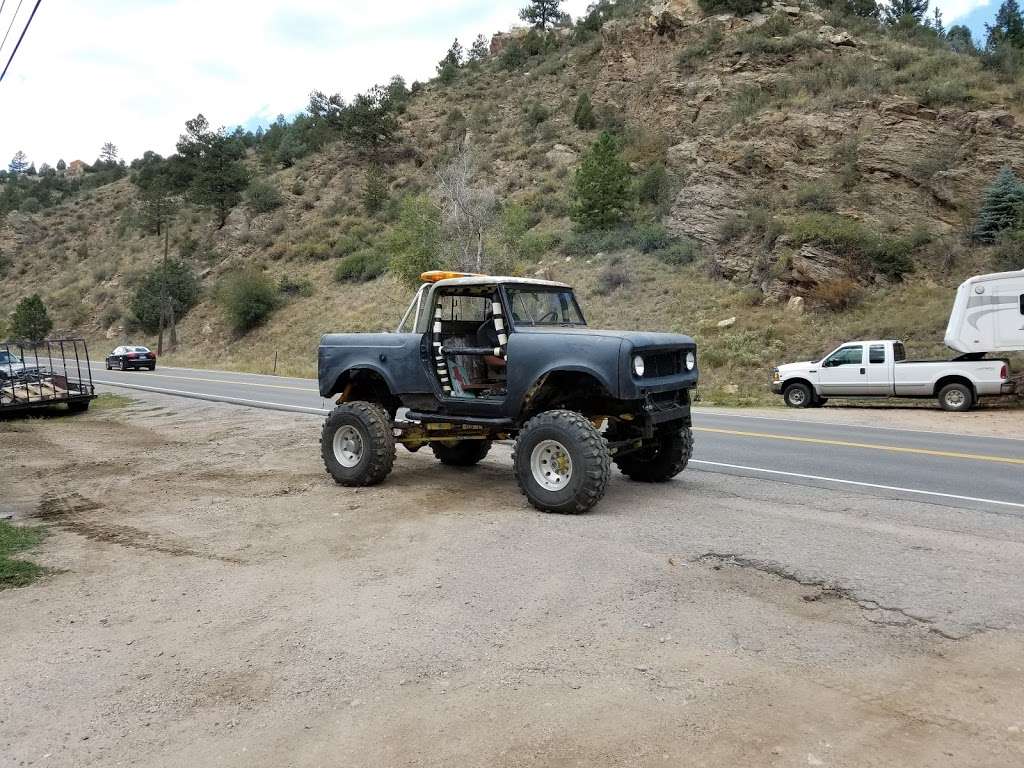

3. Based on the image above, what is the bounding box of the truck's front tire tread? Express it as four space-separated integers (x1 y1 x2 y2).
430 440 492 467
513 410 611 515
614 426 693 483
321 402 396 487
783 382 813 408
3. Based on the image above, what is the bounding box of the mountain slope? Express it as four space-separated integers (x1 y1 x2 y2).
2 0 1022 401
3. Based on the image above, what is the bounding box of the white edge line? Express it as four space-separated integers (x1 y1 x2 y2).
691 459 1024 510
94 379 330 416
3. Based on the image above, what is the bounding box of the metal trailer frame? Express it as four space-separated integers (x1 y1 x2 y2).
0 338 96 415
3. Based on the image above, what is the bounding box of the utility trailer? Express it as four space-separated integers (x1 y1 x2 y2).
0 339 96 415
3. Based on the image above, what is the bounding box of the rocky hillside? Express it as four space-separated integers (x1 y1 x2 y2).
2 0 1022 401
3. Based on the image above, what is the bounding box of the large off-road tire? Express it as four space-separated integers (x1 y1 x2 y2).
513 410 611 515
937 382 974 412
783 382 813 408
430 439 492 467
321 402 396 487
613 425 693 483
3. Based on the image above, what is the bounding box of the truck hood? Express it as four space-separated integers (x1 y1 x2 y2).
517 326 695 349
776 360 820 374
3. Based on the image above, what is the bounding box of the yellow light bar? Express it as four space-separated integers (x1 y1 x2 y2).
420 270 481 282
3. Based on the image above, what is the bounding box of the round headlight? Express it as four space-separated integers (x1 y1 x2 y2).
633 355 645 377
685 351 696 371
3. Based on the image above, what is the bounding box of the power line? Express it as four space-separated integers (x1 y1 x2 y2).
0 0 41 85
0 0 23 63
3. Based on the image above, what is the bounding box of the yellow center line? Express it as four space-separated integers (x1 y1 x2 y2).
694 427 1024 466
111 372 315 393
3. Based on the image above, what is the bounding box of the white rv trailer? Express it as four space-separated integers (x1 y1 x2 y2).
945 269 1024 356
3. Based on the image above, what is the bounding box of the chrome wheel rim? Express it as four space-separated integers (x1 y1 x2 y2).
333 425 364 468
789 388 806 406
530 440 573 492
945 389 965 408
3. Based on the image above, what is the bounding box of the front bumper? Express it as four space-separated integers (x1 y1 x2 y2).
771 382 783 394
639 392 691 430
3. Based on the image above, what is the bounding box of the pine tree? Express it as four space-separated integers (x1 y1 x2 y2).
882 0 929 25
573 92 597 130
947 24 977 53
10 295 53 344
986 0 1024 50
175 114 250 227
572 132 633 231
469 34 490 64
100 142 119 164
56 158 67 173
8 151 29 175
519 0 563 29
363 163 389 215
437 38 464 83
972 166 1024 242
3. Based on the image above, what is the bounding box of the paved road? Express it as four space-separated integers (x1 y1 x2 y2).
87 363 1024 515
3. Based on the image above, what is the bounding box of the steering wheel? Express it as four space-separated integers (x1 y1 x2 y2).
537 310 559 324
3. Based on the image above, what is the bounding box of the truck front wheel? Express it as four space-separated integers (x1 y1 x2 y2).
321 402 396 486
937 382 974 412
783 382 813 408
614 425 693 483
513 410 611 515
430 440 492 467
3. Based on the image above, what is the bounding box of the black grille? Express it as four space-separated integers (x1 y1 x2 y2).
643 351 683 378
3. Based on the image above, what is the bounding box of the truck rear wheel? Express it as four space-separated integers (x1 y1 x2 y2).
513 410 610 515
938 382 974 412
783 382 813 408
321 402 396 486
614 426 693 483
430 440 492 467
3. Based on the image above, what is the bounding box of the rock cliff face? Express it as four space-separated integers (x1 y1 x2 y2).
628 4 1024 299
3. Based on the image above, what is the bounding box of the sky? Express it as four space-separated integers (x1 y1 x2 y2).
0 0 1003 168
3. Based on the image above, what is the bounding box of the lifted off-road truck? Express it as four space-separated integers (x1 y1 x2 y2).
317 272 699 514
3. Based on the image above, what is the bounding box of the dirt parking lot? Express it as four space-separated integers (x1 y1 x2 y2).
2 394 1024 768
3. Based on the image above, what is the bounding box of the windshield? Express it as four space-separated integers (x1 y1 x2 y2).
506 288 585 327
0 351 22 365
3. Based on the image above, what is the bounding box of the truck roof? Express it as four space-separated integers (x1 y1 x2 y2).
433 275 570 289
843 340 902 345
958 269 1024 287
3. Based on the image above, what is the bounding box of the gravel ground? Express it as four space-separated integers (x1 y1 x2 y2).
1 393 1023 768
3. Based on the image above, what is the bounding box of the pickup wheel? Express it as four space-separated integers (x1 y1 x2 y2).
938 382 974 412
513 410 611 515
321 402 396 486
430 440 492 467
614 426 693 483
783 382 813 408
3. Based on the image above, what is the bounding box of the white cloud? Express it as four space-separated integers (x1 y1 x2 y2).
0 0 591 166
939 0 994 23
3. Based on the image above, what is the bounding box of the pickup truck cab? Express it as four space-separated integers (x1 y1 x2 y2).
772 340 1014 411
318 272 699 514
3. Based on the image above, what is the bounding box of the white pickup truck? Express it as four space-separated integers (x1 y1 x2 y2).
772 339 1015 411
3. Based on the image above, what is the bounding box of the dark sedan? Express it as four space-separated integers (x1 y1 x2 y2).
105 345 157 371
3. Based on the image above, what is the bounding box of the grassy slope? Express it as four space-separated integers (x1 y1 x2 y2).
2 6 1023 402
